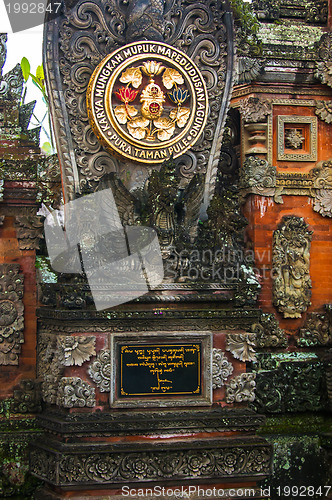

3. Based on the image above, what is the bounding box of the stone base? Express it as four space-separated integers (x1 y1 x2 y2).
30 408 272 497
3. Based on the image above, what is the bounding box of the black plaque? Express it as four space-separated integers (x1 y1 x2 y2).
118 343 201 397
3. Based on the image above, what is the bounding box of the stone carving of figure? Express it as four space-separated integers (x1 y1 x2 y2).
273 216 312 318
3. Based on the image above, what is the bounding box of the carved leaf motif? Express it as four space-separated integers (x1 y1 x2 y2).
119 67 142 88
162 68 184 89
114 105 137 124
58 336 96 366
127 116 149 139
226 333 257 362
169 107 190 128
153 117 175 140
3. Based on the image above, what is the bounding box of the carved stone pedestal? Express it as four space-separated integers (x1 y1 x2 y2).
31 284 272 497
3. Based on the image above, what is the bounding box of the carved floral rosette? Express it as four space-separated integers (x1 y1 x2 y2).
0 264 24 365
272 216 312 319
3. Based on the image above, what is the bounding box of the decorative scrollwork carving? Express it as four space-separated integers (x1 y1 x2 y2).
14 216 44 250
251 312 288 348
56 377 96 408
88 348 112 392
12 379 42 413
30 441 271 485
0 264 24 366
297 305 332 347
226 373 256 404
240 156 277 200
272 216 312 319
253 0 280 21
212 348 233 389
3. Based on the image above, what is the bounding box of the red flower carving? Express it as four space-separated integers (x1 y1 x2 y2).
115 87 139 103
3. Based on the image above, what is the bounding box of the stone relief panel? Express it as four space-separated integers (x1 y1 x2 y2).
277 116 317 162
56 377 96 408
225 373 256 404
14 215 44 250
272 216 312 319
30 442 271 486
38 333 97 405
88 348 112 392
0 264 24 365
251 353 324 413
212 348 233 389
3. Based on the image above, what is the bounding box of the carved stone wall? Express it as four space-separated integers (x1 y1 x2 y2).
44 0 235 213
272 216 312 318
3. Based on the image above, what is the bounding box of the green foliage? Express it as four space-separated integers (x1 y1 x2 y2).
20 57 30 82
230 0 262 55
20 57 55 153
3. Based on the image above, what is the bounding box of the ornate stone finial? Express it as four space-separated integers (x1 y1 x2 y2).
226 373 256 404
126 0 165 43
240 97 272 124
212 349 233 389
272 216 312 319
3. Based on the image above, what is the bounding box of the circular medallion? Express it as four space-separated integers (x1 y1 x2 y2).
87 42 208 164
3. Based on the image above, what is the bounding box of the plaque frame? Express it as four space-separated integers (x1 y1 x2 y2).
110 331 213 408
